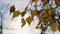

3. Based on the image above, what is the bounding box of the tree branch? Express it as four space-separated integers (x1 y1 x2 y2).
40 22 51 34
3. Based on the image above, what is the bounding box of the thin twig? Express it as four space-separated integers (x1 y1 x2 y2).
25 1 31 11
40 22 51 34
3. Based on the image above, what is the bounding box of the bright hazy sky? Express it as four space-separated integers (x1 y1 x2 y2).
0 0 40 34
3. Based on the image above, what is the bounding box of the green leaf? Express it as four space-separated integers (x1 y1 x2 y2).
12 11 20 19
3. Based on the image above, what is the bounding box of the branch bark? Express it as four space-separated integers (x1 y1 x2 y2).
0 12 2 34
40 22 51 34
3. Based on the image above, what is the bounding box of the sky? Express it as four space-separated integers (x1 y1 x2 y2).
0 0 40 34
0 0 60 34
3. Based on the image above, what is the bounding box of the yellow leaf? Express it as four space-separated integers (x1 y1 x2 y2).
40 24 44 30
44 18 49 25
26 16 33 25
41 18 45 22
10 5 15 14
31 11 42 18
21 11 26 17
31 12 35 18
48 17 53 21
31 11 37 18
50 22 57 32
55 0 60 6
46 8 55 17
44 9 55 21
12 11 20 19
21 18 26 27
44 12 48 18
36 14 41 19
58 24 60 31
42 0 49 5
32 0 39 3
47 9 53 16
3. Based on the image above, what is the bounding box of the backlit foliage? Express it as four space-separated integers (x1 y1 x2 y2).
40 24 44 30
50 21 57 32
20 11 26 17
26 16 33 25
10 5 15 14
10 0 60 34
42 0 49 6
12 11 20 19
55 0 60 6
21 18 26 27
58 24 60 31
32 0 39 3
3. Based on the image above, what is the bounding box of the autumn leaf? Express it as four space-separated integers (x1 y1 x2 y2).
32 0 39 3
10 5 15 14
31 12 35 18
12 11 20 19
31 11 37 18
26 16 33 25
55 0 60 6
42 0 49 5
37 10 43 15
50 22 57 32
36 26 39 29
43 12 48 18
43 9 53 17
21 18 26 27
40 24 44 30
43 9 55 21
21 11 26 17
46 9 53 16
36 10 43 18
41 18 45 22
58 24 60 31
44 18 49 25
36 14 41 19
31 11 41 18
48 17 53 21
